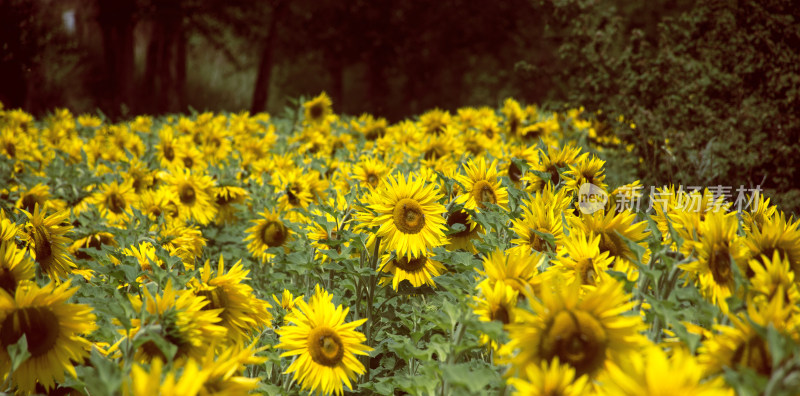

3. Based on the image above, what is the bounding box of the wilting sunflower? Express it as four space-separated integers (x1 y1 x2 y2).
188 255 273 344
161 169 217 225
550 231 614 288
744 212 800 275
213 185 249 225
304 92 333 124
19 204 76 281
502 274 647 379
244 209 292 263
680 211 748 312
0 281 97 393
510 197 564 254
125 359 206 396
378 250 447 291
455 158 509 212
361 173 447 259
127 279 227 362
476 249 544 298
445 209 482 253
276 285 373 396
87 180 137 224
0 240 34 294
508 357 592 396
603 345 733 396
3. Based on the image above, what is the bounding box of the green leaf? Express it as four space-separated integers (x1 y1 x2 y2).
7 334 32 372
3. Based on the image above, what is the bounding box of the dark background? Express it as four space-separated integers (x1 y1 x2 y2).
1 0 798 211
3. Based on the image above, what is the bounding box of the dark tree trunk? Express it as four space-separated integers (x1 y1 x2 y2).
251 1 286 114
97 0 137 117
143 0 186 114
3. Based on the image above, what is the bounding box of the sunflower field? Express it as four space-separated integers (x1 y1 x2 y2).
1 95 799 396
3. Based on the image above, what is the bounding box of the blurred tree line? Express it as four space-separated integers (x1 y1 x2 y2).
0 0 798 210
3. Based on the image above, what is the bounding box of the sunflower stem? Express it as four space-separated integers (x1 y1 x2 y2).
362 236 381 381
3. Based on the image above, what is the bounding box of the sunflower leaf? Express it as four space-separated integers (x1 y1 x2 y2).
7 334 31 372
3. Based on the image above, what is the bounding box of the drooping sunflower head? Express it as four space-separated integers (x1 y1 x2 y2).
363 172 447 259
276 285 373 396
244 209 292 263
303 92 333 125
378 250 447 291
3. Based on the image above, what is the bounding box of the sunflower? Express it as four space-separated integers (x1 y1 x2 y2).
603 345 733 396
418 108 452 135
445 209 482 253
502 274 647 379
680 211 747 312
418 128 460 164
307 194 351 264
563 154 607 195
155 126 180 169
455 158 509 212
159 224 207 271
744 212 800 275
472 280 519 348
244 209 292 263
213 185 248 225
1 208 18 242
19 204 76 281
127 279 227 362
139 188 181 223
0 240 34 294
87 180 138 224
15 183 53 214
510 197 564 254
188 255 273 344
122 159 157 194
571 209 650 281
273 167 317 220
304 92 333 124
740 193 777 233
161 169 217 225
171 144 207 172
361 173 447 259
508 357 592 396
550 231 614 288
122 241 164 274
352 155 391 190
0 281 97 393
195 341 267 395
351 113 388 141
476 248 544 298
125 359 206 396
69 231 117 261
501 98 526 137
273 289 304 311
276 285 372 396
378 250 447 291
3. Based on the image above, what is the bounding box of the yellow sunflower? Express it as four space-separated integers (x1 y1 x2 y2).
508 357 592 396
476 248 544 298
563 154 607 194
739 193 777 233
0 281 97 393
195 341 267 395
680 211 748 312
158 224 207 271
603 345 733 396
352 155 391 190
510 197 564 254
244 209 292 263
19 204 76 281
472 280 519 348
139 188 181 223
571 209 650 281
15 183 53 214
502 274 647 379
501 97 526 137
550 231 615 288
748 251 800 311
213 185 248 225
273 289 304 311
87 180 138 224
69 231 117 261
125 359 206 396
0 240 34 294
418 108 452 135
455 158 509 212
188 255 273 344
351 113 388 141
161 169 217 225
127 279 227 362
744 212 800 275
361 173 447 259
378 250 447 291
445 209 482 254
276 285 373 396
1 208 18 242
304 92 333 125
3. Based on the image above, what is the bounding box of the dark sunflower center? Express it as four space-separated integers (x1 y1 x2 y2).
579 258 597 285
365 127 385 140
106 192 126 214
393 255 427 272
308 327 344 367
472 180 497 209
508 118 520 135
529 229 551 252
262 221 288 247
0 268 17 294
540 310 607 377
491 305 510 325
140 318 190 361
196 286 229 312
179 185 196 205
32 225 54 271
546 164 560 186
446 210 472 238
598 232 623 260
215 193 233 206
732 336 771 376
182 155 194 169
309 104 324 120
4 142 15 158
286 185 301 206
508 162 523 183
709 244 733 286
366 173 379 188
0 307 60 358
423 146 445 161
392 198 426 234
164 144 175 161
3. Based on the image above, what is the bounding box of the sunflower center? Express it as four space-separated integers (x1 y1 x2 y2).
709 244 733 286
106 192 126 214
598 232 622 260
182 155 194 169
732 336 771 376
447 210 472 238
472 180 497 209
179 185 196 205
528 229 551 252
365 127 385 140
196 286 229 311
508 162 523 183
286 185 301 206
393 255 427 272
366 173 379 188
0 307 60 358
308 327 344 367
164 144 175 161
32 225 54 270
262 221 288 247
4 142 15 158
491 305 511 325
309 104 324 120
540 310 607 377
393 198 426 234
